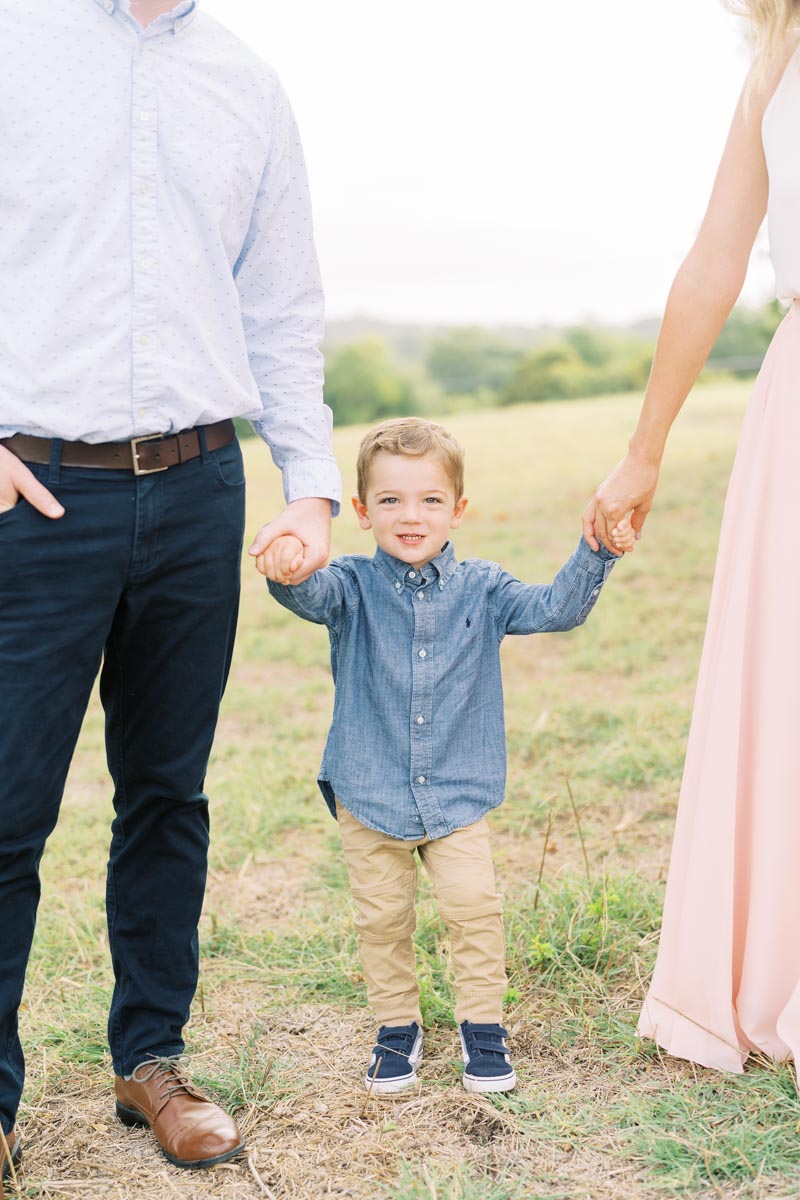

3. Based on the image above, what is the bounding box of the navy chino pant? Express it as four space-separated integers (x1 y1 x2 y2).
0 434 245 1133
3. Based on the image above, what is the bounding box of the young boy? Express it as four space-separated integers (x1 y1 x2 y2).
259 418 632 1095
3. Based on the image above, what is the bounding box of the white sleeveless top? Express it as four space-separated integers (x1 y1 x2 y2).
763 46 800 301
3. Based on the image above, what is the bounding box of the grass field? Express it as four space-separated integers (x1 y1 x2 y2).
14 379 800 1200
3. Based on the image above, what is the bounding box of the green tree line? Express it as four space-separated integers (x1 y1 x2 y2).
237 302 785 434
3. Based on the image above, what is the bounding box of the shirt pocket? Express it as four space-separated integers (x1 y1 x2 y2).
158 90 262 257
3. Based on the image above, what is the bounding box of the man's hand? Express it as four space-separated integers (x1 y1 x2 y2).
0 444 64 518
248 497 332 584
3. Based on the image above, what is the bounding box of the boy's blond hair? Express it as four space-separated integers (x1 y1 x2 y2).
356 418 465 502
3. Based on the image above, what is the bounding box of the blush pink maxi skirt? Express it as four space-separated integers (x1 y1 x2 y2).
638 302 800 1072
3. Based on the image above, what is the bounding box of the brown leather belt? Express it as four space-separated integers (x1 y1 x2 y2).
0 419 236 476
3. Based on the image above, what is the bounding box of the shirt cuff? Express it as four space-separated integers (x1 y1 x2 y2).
575 535 619 574
281 457 343 517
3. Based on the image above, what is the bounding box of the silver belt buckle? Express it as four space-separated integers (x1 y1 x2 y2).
131 433 169 476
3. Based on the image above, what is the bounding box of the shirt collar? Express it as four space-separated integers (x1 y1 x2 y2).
372 541 459 590
95 0 198 34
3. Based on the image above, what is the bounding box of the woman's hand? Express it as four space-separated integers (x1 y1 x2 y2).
582 452 660 554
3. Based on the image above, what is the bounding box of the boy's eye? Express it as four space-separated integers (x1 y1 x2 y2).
424 497 443 504
379 497 398 505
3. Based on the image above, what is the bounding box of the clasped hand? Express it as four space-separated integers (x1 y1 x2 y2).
249 497 332 584
582 451 660 556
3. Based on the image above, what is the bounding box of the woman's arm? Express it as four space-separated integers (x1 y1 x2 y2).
583 57 786 554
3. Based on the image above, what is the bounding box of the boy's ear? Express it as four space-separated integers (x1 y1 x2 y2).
450 496 468 529
351 495 372 530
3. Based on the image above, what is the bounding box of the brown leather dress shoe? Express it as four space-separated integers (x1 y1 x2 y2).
0 1128 21 1196
115 1058 244 1169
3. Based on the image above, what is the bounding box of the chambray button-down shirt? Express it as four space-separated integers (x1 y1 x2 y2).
268 537 617 840
0 0 341 509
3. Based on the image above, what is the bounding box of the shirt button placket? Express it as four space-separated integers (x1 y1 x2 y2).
410 580 441 834
130 39 160 434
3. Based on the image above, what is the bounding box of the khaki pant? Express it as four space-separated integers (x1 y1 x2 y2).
336 803 507 1026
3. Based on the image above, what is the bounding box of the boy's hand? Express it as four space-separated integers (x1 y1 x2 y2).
610 515 636 554
256 534 305 583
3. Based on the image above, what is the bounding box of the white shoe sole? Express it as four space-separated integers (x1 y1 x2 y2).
461 1069 517 1094
363 1065 422 1094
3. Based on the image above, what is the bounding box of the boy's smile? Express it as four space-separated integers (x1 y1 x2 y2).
352 451 468 570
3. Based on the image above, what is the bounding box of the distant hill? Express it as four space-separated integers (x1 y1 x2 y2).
322 315 661 362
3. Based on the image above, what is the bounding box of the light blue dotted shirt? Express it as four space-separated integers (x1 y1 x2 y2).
0 0 341 509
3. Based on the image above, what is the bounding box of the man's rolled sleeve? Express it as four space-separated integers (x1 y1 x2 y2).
234 76 342 514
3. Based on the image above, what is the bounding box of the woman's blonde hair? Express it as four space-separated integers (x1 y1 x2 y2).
724 0 800 78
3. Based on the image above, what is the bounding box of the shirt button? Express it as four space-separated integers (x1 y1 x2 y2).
137 334 152 347
592 587 600 596
408 571 417 579
417 775 426 784
103 0 114 11
416 716 425 725
139 258 152 271
418 649 427 658
395 582 402 591
137 182 150 195
137 407 147 418
415 591 425 600
138 110 152 122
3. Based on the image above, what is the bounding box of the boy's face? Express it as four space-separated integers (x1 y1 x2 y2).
352 451 468 569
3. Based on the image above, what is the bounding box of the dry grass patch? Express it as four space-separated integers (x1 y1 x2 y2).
18 387 800 1200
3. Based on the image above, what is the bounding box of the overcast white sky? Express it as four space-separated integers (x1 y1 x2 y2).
204 0 768 326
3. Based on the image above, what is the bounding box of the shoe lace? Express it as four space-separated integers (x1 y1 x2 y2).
130 1055 200 1102
463 1024 508 1064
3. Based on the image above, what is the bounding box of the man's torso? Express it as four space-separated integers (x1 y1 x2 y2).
0 0 275 441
